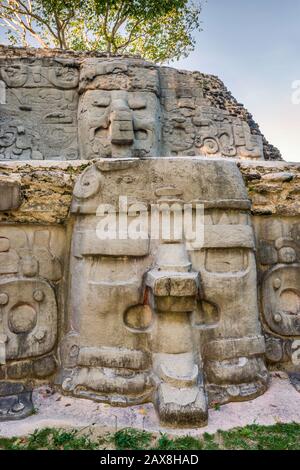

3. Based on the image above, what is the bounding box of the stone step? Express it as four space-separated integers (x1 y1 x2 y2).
156 383 208 428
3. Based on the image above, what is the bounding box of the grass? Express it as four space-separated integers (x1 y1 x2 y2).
113 428 153 450
0 428 99 450
0 423 299 450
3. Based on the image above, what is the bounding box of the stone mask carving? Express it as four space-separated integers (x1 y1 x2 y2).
78 90 160 159
2 50 298 430
0 56 268 161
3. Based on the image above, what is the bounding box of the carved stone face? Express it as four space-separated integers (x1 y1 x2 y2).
78 89 160 159
64 158 269 426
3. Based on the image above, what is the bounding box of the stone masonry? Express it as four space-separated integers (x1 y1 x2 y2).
0 47 298 428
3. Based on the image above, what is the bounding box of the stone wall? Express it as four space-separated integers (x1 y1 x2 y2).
0 157 298 424
200 74 282 161
0 49 298 427
0 161 87 224
0 160 298 224
0 46 281 161
239 162 300 216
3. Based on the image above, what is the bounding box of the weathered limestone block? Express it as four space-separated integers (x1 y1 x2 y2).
0 279 57 359
0 224 65 419
0 158 297 425
146 244 208 427
252 214 300 369
0 382 33 421
239 162 300 372
58 157 269 426
159 68 264 159
0 49 299 428
190 210 269 405
0 56 79 161
0 176 22 211
0 161 87 224
239 161 300 216
1 48 281 162
263 265 300 337
78 85 161 159
74 229 150 257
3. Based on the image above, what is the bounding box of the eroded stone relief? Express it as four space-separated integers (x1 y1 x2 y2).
0 50 298 427
0 59 79 160
1 56 265 161
59 159 268 426
160 68 264 159
0 226 64 420
254 218 300 367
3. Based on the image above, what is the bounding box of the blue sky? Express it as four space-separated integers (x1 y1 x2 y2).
173 0 300 162
1 0 299 161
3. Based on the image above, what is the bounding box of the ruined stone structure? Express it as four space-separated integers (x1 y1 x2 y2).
0 47 298 427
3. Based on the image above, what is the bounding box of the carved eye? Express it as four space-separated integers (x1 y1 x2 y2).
93 98 110 108
205 248 248 273
128 97 147 110
0 131 15 147
135 130 148 140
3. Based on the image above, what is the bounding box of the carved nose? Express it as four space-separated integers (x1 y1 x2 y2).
111 110 134 145
110 110 134 145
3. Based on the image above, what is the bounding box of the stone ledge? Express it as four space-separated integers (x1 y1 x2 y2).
0 159 299 224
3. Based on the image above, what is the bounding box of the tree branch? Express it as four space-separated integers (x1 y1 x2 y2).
115 18 144 52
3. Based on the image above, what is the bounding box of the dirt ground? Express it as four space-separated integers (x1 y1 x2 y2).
1 372 300 438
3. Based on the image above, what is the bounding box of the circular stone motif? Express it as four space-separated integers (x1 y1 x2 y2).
9 304 37 334
274 313 282 323
201 138 219 154
279 289 300 315
124 304 152 331
278 247 297 264
0 293 9 306
33 290 44 302
273 278 281 290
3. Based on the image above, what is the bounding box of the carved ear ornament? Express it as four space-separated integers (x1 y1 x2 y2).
73 165 103 200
